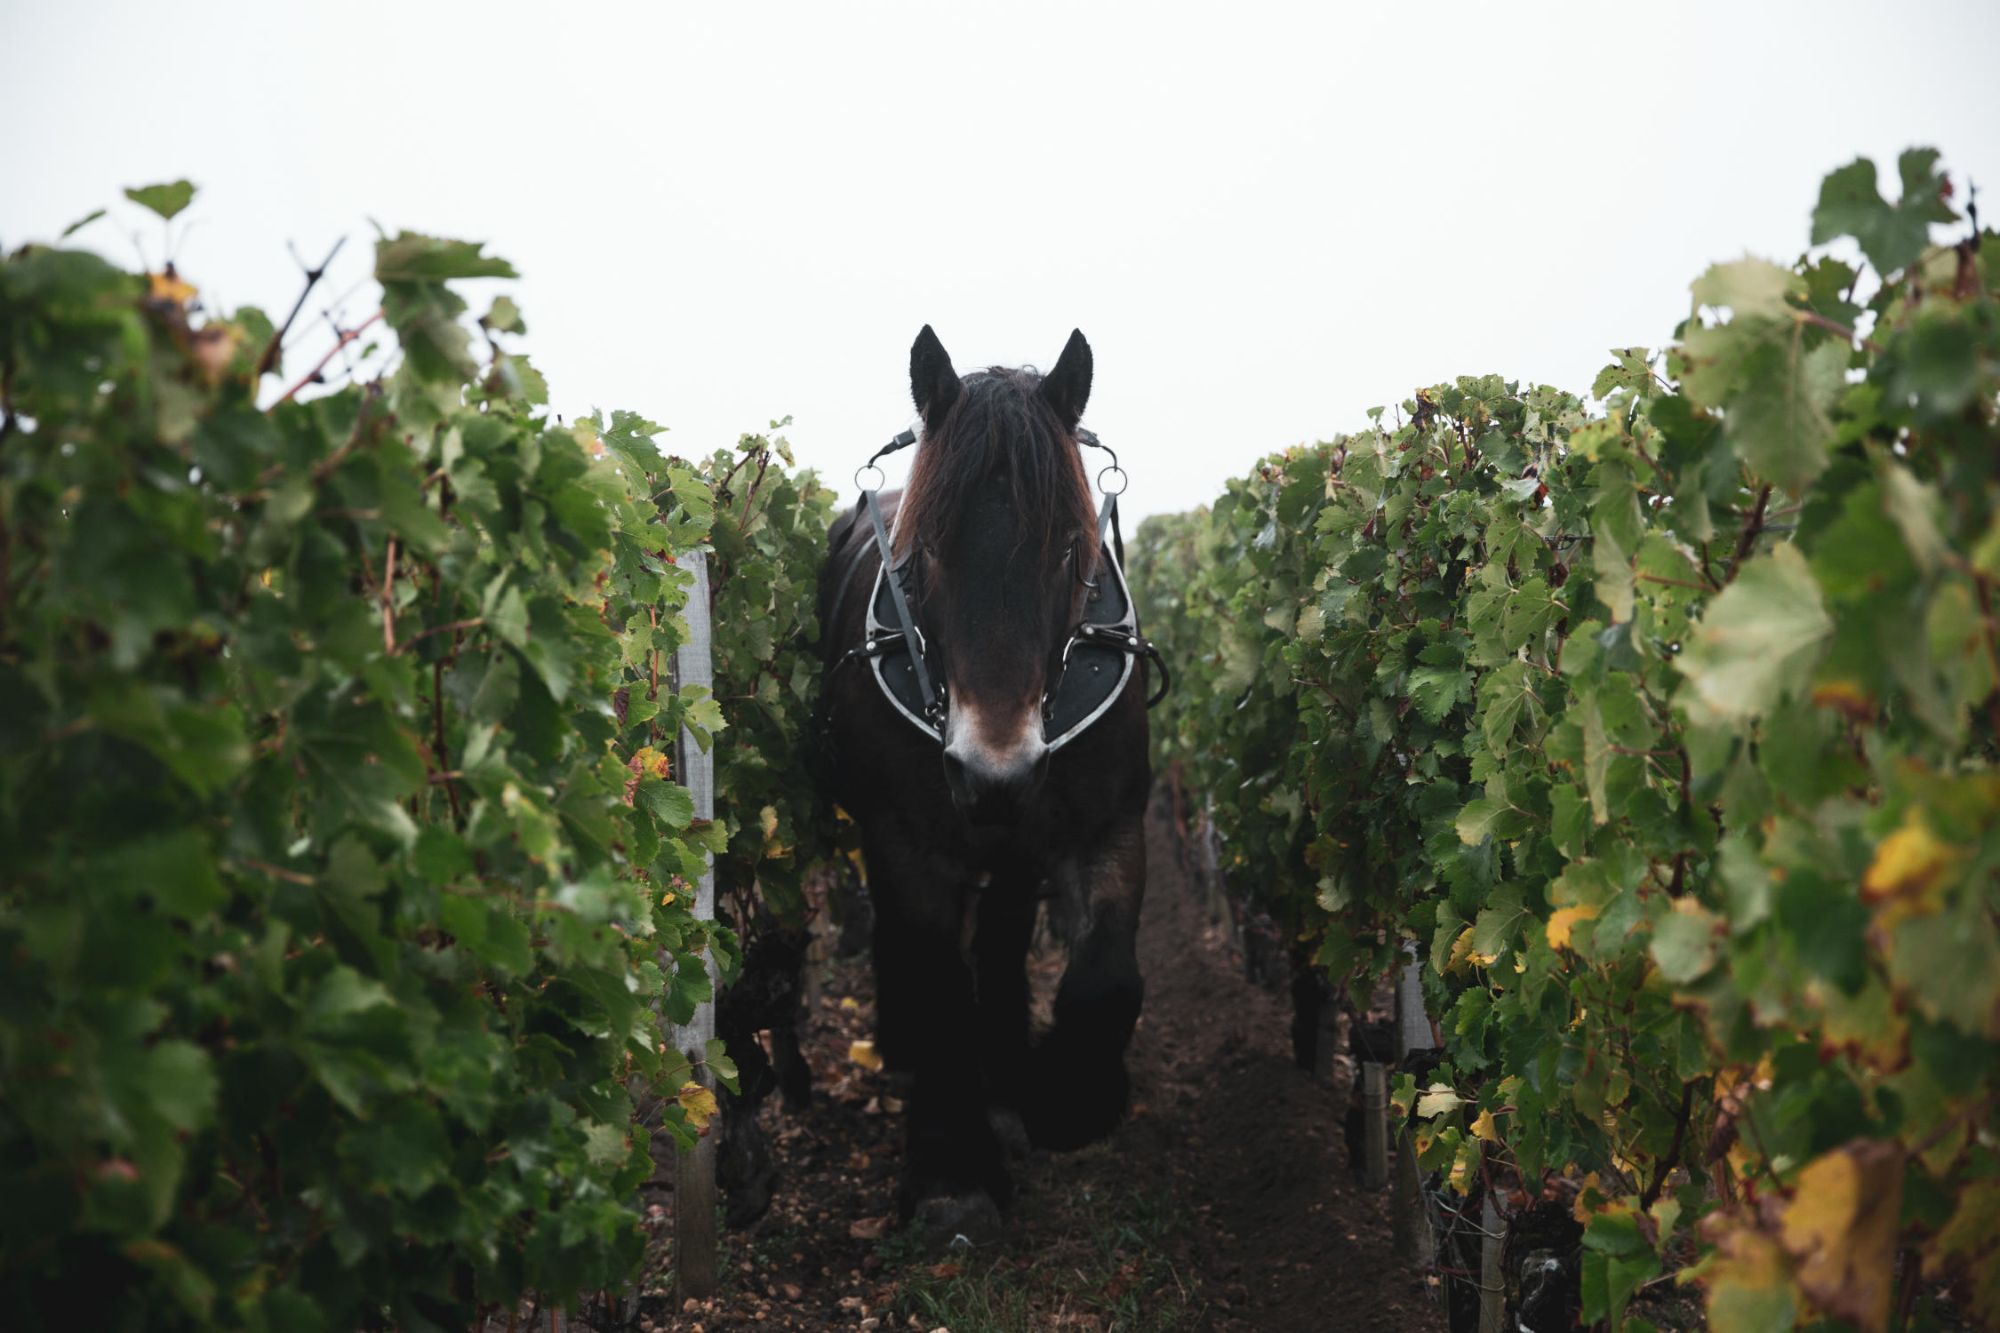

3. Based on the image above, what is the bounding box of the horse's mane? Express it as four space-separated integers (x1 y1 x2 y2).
894 367 1094 564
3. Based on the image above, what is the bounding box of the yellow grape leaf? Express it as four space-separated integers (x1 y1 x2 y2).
631 746 670 780
1470 1108 1500 1144
1700 1217 1799 1333
1447 1137 1480 1195
147 269 198 305
838 996 860 1013
847 1039 883 1072
1726 1139 1760 1182
1568 1176 1632 1224
676 1080 719 1130
1572 1171 1609 1225
1804 977 1907 1073
1714 1053 1775 1105
1810 678 1873 722
1546 904 1598 950
1651 1196 1683 1248
759 804 779 839
1778 1141 1903 1333
1445 925 1478 975
1415 1084 1462 1119
1861 811 1957 931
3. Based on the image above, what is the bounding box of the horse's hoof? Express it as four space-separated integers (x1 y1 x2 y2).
910 1190 1004 1250
988 1106 1031 1161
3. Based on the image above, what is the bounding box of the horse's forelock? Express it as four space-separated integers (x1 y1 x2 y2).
895 367 1094 566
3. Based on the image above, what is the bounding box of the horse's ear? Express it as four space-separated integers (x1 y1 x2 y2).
1041 328 1092 432
910 325 961 428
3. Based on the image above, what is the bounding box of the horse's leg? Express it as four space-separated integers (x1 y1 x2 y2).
1024 815 1146 1150
971 878 1037 1153
865 832 1010 1230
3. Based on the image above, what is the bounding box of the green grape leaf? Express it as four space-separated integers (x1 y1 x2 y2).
1675 544 1830 723
1810 150 1954 277
124 180 196 220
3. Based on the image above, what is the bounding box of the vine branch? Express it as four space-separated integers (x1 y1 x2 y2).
1795 309 1882 354
272 309 383 407
1724 484 1773 584
380 537 399 655
256 237 347 377
1641 1080 1696 1209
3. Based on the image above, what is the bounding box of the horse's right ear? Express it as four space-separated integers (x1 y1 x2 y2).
910 325 961 429
1040 328 1092 432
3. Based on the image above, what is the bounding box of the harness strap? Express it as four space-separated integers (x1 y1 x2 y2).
1072 624 1172 708
866 427 918 471
846 423 1168 748
860 462 940 721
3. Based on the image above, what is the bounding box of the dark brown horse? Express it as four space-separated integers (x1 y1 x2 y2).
817 327 1152 1238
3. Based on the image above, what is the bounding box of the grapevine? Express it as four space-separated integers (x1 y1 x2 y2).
1136 150 1999 1330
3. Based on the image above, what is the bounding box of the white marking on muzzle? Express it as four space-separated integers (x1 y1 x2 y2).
943 698 1048 786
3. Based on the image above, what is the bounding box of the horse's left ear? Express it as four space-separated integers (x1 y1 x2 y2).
910 325 961 429
1041 329 1092 432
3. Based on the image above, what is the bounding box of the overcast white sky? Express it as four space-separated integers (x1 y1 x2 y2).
5 1 1996 518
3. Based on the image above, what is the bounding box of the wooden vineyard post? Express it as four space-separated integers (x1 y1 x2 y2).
1360 1061 1390 1189
1390 1121 1433 1267
1395 952 1432 1057
667 550 719 1304
1391 948 1437 1269
1197 798 1223 931
1478 1192 1506 1333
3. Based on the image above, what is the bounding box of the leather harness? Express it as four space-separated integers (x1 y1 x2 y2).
832 428 1169 748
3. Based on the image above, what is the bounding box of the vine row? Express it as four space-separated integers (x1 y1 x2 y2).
1133 150 1998 1331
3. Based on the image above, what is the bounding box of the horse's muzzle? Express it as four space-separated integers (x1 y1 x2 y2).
941 740 1049 825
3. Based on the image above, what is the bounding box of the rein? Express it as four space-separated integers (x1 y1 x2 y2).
841 426 1170 748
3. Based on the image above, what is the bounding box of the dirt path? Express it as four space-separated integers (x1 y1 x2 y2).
639 797 1444 1331
1112 802 1443 1333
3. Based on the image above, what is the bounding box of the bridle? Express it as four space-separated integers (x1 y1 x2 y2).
837 426 1170 747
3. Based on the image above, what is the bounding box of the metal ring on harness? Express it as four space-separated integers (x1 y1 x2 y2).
1097 465 1128 497
855 462 885 494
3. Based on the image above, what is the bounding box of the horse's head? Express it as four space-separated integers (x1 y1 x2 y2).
897 325 1098 825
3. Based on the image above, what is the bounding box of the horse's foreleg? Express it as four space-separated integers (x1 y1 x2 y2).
972 881 1037 1097
1025 816 1146 1150
867 842 1010 1225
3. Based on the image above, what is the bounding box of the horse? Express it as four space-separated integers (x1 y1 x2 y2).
816 326 1153 1238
